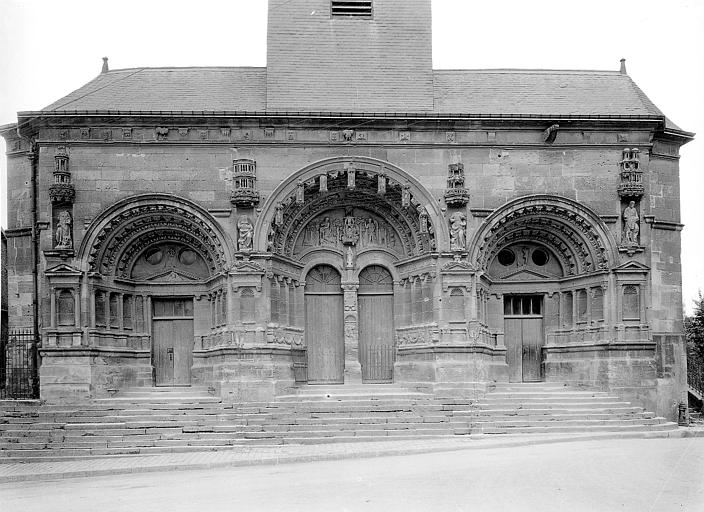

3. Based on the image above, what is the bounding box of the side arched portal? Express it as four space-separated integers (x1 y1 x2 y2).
470 195 622 382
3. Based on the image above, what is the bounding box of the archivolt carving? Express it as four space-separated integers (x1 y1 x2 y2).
80 195 230 278
470 196 617 275
255 156 447 254
269 171 433 258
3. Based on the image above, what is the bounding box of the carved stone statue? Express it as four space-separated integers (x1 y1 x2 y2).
237 216 254 251
449 211 466 251
623 201 640 245
55 210 73 249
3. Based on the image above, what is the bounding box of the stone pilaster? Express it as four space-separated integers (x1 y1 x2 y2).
341 282 361 382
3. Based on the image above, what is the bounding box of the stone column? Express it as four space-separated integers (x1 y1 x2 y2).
341 282 362 383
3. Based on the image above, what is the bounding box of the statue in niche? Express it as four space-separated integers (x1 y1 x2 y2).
237 216 254 251
449 211 466 251
623 201 640 245
54 210 73 249
343 211 359 245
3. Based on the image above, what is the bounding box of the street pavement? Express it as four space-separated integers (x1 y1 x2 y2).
1 437 703 512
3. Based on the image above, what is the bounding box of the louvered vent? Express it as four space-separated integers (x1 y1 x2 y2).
331 1 373 17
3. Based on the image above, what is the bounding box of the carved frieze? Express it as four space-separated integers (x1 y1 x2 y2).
155 127 169 140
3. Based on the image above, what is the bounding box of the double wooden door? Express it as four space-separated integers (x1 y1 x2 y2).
504 295 544 382
358 266 395 383
153 298 194 386
305 265 344 384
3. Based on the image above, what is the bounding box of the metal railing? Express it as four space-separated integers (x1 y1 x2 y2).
689 353 704 399
1 329 39 399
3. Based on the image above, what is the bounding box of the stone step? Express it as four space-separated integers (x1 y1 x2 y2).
475 422 678 434
475 399 631 409
470 417 667 428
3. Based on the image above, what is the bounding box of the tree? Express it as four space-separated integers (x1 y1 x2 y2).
685 291 704 361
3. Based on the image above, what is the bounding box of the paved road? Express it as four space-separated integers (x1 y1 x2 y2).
2 438 702 512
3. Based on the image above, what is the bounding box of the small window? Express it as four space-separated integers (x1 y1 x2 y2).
95 290 106 326
58 290 75 326
592 287 604 322
497 249 515 266
531 248 549 266
331 0 372 17
623 286 640 320
123 295 133 329
240 288 255 322
448 288 465 322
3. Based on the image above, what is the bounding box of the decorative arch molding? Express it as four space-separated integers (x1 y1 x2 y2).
254 156 448 255
468 195 619 275
77 194 234 278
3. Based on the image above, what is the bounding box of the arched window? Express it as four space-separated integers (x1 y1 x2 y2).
109 293 119 328
58 290 75 326
562 292 573 327
135 296 144 332
412 279 423 324
95 290 106 326
448 288 465 322
422 278 433 323
591 287 604 322
123 295 133 329
220 292 227 325
240 288 255 322
270 278 280 323
288 282 296 326
403 281 412 326
577 289 588 323
623 286 640 320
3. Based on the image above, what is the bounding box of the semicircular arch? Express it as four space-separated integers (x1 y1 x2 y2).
77 194 234 278
254 156 448 255
468 195 619 276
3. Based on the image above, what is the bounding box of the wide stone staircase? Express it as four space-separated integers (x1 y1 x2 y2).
0 382 677 460
473 382 677 434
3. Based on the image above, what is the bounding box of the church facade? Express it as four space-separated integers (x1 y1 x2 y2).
1 0 693 420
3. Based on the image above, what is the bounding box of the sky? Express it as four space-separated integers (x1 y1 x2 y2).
0 0 702 313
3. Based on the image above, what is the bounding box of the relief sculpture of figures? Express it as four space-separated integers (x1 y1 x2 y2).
449 211 466 250
55 210 73 249
623 201 640 245
299 211 397 252
237 216 254 251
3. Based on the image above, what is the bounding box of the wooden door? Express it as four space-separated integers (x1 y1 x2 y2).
358 265 395 383
305 265 344 384
153 297 194 386
504 295 544 383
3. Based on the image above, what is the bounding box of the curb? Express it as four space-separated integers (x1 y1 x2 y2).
2 429 703 484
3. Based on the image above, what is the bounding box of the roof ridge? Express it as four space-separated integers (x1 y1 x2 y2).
433 68 622 75
104 66 267 73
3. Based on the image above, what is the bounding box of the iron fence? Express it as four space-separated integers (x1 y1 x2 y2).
361 345 395 383
689 353 703 398
0 329 39 399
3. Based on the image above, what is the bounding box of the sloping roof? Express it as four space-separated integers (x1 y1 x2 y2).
42 67 267 112
40 66 677 127
432 69 663 117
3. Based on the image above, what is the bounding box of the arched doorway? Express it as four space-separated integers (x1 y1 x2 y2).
305 265 344 384
358 265 395 383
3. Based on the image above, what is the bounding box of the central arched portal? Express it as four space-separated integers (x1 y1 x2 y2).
358 266 395 383
305 265 344 384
